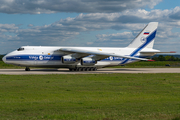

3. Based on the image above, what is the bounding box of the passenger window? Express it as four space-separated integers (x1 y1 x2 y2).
17 48 24 51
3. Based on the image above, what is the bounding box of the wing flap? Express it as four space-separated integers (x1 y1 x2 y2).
59 48 153 61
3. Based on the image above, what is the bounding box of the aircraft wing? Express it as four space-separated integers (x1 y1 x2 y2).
59 48 154 61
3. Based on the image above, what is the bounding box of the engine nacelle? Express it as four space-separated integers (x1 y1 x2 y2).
61 55 77 64
81 57 97 66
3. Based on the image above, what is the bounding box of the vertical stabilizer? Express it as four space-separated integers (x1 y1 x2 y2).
128 22 158 49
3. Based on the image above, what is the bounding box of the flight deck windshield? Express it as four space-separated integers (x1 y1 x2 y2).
17 48 24 51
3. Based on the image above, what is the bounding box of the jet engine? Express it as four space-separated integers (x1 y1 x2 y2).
61 55 77 64
81 57 97 66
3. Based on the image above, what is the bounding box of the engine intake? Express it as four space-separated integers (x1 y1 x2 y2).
81 57 97 66
61 55 77 64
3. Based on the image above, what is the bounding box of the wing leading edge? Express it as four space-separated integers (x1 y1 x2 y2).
58 48 154 61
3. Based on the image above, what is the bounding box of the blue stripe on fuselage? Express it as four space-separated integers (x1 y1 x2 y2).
6 55 62 61
6 54 149 62
121 30 157 64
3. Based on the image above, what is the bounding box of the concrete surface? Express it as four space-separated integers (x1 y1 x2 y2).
0 68 180 75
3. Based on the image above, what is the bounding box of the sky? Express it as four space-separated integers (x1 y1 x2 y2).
0 0 180 54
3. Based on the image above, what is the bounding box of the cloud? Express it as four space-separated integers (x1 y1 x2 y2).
0 24 18 33
14 26 80 46
96 32 133 41
0 0 162 14
1 6 180 53
91 32 134 47
28 24 34 27
3 7 180 41
169 6 180 20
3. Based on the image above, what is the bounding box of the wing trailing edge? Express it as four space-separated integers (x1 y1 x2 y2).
59 48 154 61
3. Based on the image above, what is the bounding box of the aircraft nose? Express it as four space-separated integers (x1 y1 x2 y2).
2 56 6 63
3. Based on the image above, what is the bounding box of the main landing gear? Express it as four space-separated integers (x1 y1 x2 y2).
25 67 30 71
69 67 97 71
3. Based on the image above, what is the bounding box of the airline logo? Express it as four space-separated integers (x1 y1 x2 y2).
39 55 43 60
141 37 146 43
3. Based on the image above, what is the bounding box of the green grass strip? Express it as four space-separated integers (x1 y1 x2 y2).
0 74 180 119
1 61 180 69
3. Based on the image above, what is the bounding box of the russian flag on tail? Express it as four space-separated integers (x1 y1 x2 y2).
144 32 150 35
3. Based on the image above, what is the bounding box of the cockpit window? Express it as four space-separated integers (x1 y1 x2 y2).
17 48 24 51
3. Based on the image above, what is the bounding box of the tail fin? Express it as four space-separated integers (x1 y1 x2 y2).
128 22 158 49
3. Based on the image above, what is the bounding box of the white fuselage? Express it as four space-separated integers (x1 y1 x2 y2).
2 46 158 69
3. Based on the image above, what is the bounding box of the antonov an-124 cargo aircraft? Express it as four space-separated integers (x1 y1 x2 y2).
2 22 174 71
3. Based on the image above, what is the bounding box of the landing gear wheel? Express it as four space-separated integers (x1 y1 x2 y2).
86 67 90 71
74 68 78 71
69 68 77 71
93 67 97 71
25 67 30 71
78 67 82 71
82 67 86 71
77 67 81 71
90 67 94 71
69 67 97 71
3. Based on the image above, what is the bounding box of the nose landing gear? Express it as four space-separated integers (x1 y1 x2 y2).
25 67 30 71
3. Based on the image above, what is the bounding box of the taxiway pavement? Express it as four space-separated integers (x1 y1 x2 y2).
0 68 180 75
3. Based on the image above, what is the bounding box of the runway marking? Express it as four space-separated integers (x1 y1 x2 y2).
0 68 180 75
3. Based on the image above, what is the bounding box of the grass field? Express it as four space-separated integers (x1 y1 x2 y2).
0 74 180 120
0 61 180 69
110 61 180 68
0 61 23 69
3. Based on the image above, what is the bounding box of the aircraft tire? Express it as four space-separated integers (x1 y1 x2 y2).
93 67 97 71
82 67 86 71
77 67 81 71
70 68 74 71
75 68 79 71
69 67 97 71
87 67 90 71
79 67 83 71
85 68 88 71
90 67 94 71
25 67 30 71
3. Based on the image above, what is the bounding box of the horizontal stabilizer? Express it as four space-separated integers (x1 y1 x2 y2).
140 51 176 54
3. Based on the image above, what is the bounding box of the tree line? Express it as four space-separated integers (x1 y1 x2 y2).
152 55 180 61
0 55 3 61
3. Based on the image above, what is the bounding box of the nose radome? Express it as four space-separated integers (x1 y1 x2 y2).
2 56 6 63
